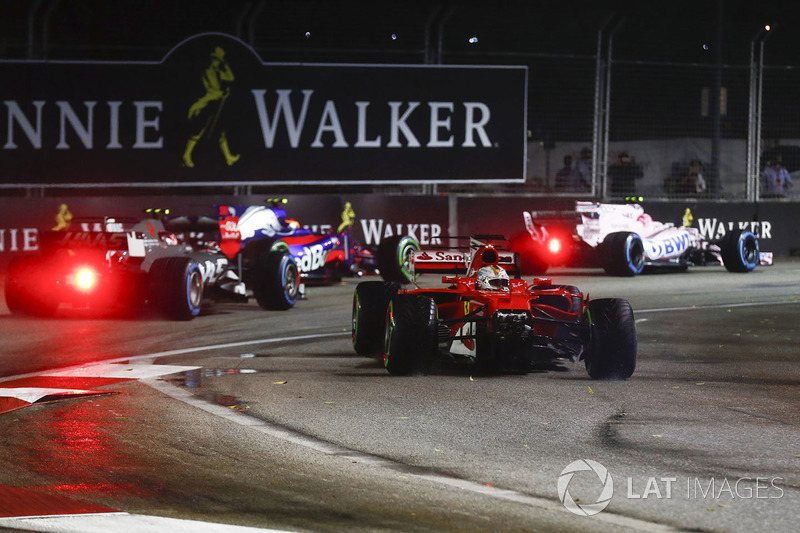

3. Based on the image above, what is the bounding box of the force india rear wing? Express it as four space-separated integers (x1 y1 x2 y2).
410 235 520 277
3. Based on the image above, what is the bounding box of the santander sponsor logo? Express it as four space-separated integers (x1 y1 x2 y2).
414 250 469 263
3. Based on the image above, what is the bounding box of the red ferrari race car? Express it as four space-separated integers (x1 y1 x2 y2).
351 236 636 379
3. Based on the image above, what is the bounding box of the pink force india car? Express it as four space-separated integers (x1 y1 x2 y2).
513 201 766 276
352 236 637 379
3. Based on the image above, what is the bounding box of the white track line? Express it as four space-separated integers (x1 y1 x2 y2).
0 513 291 533
636 299 799 314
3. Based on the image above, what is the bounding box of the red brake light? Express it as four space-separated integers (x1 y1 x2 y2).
548 238 561 254
74 268 97 291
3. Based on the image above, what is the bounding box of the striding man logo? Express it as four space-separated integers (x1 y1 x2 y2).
182 46 240 169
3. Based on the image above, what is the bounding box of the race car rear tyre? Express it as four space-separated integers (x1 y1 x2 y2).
254 251 300 310
4 256 59 317
719 229 759 273
601 232 645 276
148 257 204 320
378 235 420 284
584 298 637 380
352 281 402 356
383 294 437 375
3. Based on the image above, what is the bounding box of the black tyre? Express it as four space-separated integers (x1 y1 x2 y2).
583 298 637 380
253 251 300 310
148 257 204 320
352 281 402 356
601 232 645 276
719 229 759 273
383 294 437 375
5 256 59 317
378 235 420 284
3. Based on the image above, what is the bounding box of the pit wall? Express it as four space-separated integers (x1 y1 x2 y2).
1 195 798 272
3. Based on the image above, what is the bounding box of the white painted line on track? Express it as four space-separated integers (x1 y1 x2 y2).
0 332 350 385
105 331 352 364
42 363 201 379
636 299 799 314
0 513 293 533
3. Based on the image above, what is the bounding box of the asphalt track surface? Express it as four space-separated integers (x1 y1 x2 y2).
0 259 798 533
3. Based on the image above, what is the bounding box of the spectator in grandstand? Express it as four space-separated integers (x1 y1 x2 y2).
555 155 589 191
680 159 707 195
607 151 644 196
576 147 593 189
761 157 793 197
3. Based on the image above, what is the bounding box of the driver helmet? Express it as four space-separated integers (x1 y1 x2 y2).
476 265 509 291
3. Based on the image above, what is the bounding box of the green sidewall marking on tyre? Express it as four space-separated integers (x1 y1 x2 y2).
384 302 394 368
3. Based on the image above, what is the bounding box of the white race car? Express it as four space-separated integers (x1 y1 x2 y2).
514 202 767 276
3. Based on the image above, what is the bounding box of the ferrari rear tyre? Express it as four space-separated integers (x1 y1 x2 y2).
584 298 637 380
601 232 645 276
378 235 420 284
149 257 204 320
383 294 437 375
720 229 759 273
254 251 300 310
352 281 402 356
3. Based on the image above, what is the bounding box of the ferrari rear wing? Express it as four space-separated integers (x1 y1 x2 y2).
440 235 514 250
411 247 520 277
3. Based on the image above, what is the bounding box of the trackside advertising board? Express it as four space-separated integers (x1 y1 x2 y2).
1 33 527 187
0 195 451 271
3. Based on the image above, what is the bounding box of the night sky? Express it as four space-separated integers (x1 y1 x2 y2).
1 0 799 65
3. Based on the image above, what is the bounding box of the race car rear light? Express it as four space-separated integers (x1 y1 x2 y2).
74 267 98 291
548 238 561 254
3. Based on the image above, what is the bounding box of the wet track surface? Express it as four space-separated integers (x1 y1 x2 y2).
0 259 799 532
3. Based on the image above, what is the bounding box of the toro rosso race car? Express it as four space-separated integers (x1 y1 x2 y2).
514 201 763 276
4 215 250 319
210 203 419 286
352 236 636 379
160 201 419 310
